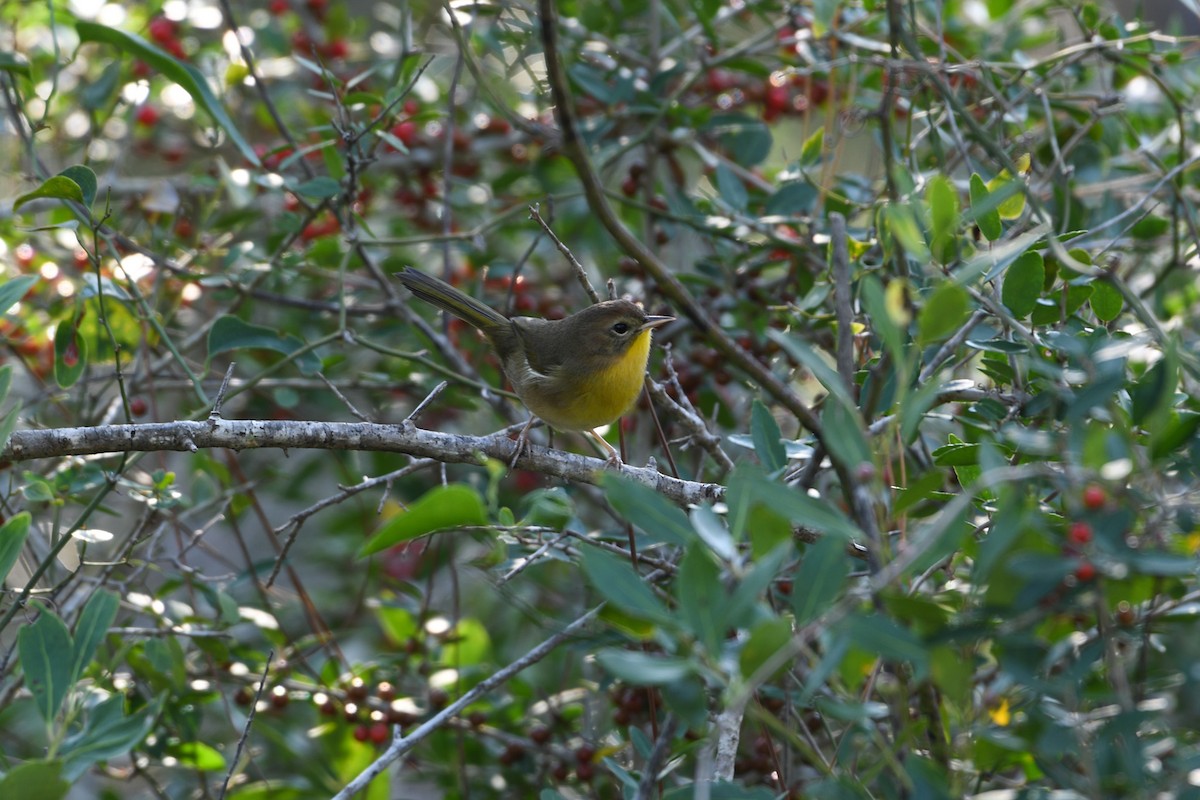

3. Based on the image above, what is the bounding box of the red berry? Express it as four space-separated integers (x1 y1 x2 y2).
706 68 735 93
1082 485 1105 510
764 83 790 113
132 60 153 79
129 397 148 416
1075 561 1096 581
1068 521 1093 545
135 105 160 127
324 38 349 59
574 744 596 764
268 0 289 14
353 724 370 742
391 120 418 148
148 16 176 45
346 677 368 702
368 722 390 744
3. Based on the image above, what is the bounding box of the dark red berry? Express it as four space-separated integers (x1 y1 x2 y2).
1068 521 1093 545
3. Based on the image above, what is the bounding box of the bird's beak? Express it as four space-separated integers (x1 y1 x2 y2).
640 316 674 332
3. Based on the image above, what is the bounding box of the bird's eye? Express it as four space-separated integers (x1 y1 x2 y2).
611 322 631 335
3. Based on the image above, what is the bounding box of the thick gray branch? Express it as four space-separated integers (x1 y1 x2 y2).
4 419 723 506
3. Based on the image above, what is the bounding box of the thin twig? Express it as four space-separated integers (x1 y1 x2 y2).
332 608 600 799
218 652 273 800
210 363 237 420
529 203 601 303
405 381 450 425
829 212 856 396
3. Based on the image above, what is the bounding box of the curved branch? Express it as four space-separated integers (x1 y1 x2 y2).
4 419 723 506
534 0 823 441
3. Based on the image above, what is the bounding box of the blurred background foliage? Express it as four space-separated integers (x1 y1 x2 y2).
2 0 1200 797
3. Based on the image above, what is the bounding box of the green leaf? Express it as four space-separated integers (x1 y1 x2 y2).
707 113 772 166
883 204 929 260
54 320 87 388
1030 283 1094 325
791 535 849 624
81 62 121 110
0 275 37 314
1130 354 1175 426
0 760 69 800
690 504 737 562
568 62 615 103
0 51 32 79
799 126 825 167
0 363 11 405
61 694 160 781
207 315 322 376
293 177 342 199
859 274 906 364
359 484 487 556
766 330 857 412
715 163 748 211
441 617 492 667
918 281 969 344
675 545 724 653
1090 279 1123 322
820 399 872 473
727 464 862 542
605 474 694 547
925 174 959 263
19 608 75 722
164 740 227 771
0 511 30 585
595 649 693 684
1001 251 1043 318
750 399 786 472
76 22 261 166
986 157 1029 220
764 182 816 215
739 616 793 680
13 176 83 212
969 173 1002 241
59 166 98 209
580 547 673 626
725 543 792 629
70 590 119 686
841 613 929 676
1130 215 1169 240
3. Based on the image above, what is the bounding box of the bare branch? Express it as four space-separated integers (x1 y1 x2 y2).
5 420 724 506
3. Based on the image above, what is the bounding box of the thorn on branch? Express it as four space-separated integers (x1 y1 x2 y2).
211 363 237 421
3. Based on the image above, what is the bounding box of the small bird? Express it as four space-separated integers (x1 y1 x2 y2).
395 267 673 462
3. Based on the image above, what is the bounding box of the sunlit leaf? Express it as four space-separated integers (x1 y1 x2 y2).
359 485 487 555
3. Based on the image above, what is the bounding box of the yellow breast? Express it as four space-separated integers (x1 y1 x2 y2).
528 329 652 432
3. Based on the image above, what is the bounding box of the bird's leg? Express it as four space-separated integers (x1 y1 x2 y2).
509 414 537 470
586 430 623 468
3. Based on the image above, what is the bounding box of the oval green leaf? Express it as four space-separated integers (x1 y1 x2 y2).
207 315 322 376
76 22 261 166
1001 251 1044 319
359 484 487 556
